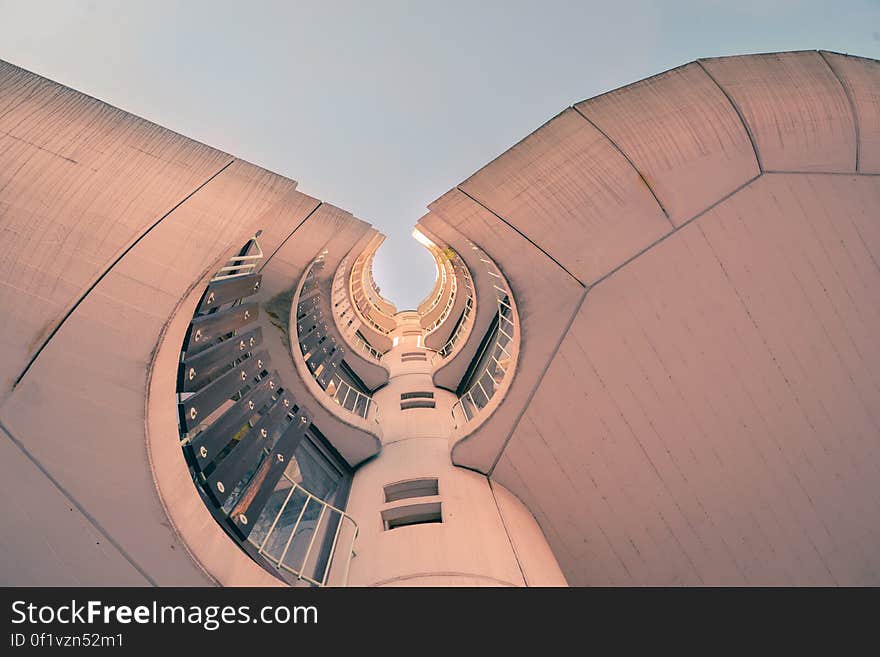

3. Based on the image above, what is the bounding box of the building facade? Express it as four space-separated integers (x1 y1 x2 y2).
1 49 879 586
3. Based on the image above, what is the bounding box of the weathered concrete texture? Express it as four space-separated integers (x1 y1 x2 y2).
0 56 391 586
459 108 670 285
700 51 857 172
424 190 584 472
0 59 233 397
492 173 880 585
0 157 304 585
575 62 759 226
821 51 880 173
0 425 150 586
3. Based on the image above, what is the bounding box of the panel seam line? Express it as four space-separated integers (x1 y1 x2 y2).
487 173 763 474
817 50 861 172
487 284 589 476
13 157 237 389
259 200 323 271
455 186 586 288
696 59 764 173
0 419 159 586
571 105 672 226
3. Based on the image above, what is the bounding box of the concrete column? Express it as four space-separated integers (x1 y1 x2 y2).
344 312 565 586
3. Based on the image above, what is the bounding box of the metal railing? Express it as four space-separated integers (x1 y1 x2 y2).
450 249 517 428
297 258 376 422
438 291 474 359
422 254 457 334
331 256 384 362
350 244 398 330
211 239 264 281
326 372 373 420
248 471 358 587
180 240 358 587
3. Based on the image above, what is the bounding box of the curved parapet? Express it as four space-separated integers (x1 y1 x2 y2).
820 50 880 173
348 234 398 343
5 49 880 589
574 61 759 226
699 51 857 173
423 50 880 586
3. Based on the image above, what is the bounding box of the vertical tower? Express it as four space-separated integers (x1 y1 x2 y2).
336 233 566 586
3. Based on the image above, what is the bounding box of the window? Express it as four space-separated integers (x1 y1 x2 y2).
383 478 439 502
382 502 442 531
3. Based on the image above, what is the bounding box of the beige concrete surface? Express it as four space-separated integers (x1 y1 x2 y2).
423 189 584 472
419 50 880 586
3 49 878 588
459 108 671 285
492 173 880 585
821 51 880 173
0 59 232 399
575 61 759 226
700 51 857 172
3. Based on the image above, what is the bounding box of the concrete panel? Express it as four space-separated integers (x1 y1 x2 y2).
0 426 150 586
0 159 301 585
821 51 880 173
0 59 232 396
700 52 857 172
492 173 880 585
426 189 584 472
575 62 759 226
459 108 671 285
254 190 319 266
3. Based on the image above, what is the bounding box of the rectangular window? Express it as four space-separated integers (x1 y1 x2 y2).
400 400 436 410
383 478 439 503
400 391 435 400
381 502 442 531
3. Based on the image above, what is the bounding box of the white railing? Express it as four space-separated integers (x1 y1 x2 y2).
350 257 393 335
450 248 517 428
211 239 264 281
438 290 473 359
326 373 374 420
331 256 384 362
298 258 376 422
248 472 358 587
423 255 458 334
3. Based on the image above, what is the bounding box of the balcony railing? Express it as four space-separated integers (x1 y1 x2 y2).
437 258 474 358
422 254 457 334
247 470 358 587
331 255 384 362
178 239 357 586
297 258 376 421
450 249 518 429
210 239 264 281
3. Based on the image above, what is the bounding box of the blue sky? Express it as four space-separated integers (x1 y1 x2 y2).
1 0 878 308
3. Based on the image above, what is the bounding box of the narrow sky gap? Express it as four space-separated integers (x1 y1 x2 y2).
1 0 877 306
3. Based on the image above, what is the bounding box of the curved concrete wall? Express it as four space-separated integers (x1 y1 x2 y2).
424 50 880 585
574 61 759 226
821 51 880 173
699 51 857 172
0 60 382 585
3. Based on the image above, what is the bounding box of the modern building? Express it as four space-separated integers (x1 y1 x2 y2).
1 49 878 586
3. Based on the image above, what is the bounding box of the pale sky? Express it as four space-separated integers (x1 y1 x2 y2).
1 0 878 308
